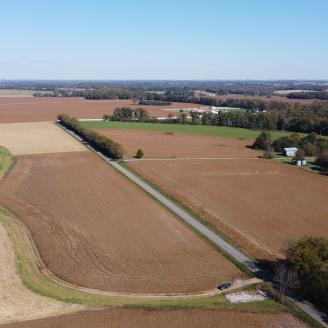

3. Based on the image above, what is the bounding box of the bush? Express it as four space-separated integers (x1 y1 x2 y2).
253 131 272 150
262 149 275 159
294 149 305 160
315 151 328 168
135 149 144 159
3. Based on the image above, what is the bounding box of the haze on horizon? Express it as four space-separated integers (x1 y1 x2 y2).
1 0 327 80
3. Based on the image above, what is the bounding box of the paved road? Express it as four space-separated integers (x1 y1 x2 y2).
60 123 328 327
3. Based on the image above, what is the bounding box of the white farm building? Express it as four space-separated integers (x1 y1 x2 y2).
283 147 298 157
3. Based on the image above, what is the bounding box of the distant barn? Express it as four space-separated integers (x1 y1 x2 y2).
283 147 298 157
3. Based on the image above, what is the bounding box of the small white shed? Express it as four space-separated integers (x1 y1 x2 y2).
283 147 298 157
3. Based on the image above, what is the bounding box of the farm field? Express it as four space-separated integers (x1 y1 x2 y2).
214 94 318 104
0 122 86 155
0 89 37 97
127 158 328 259
0 151 241 294
0 97 203 123
83 120 305 139
96 129 259 158
1 308 307 328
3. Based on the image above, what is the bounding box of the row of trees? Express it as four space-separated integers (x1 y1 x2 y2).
57 114 124 159
287 91 328 100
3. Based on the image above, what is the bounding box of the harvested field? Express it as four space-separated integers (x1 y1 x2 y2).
1 308 308 328
97 129 258 158
128 158 328 259
0 122 86 155
0 151 241 294
0 221 82 325
214 94 317 104
0 97 203 123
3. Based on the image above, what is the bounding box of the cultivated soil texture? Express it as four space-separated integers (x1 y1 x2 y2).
128 158 328 259
96 129 259 159
0 223 82 325
0 122 86 155
214 94 318 104
0 151 241 294
0 308 308 328
0 97 203 123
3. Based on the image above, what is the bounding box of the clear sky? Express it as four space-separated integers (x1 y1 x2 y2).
1 0 327 80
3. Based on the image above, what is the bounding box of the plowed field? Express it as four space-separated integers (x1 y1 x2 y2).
0 97 202 123
0 122 86 155
128 158 328 259
96 129 258 158
0 151 240 293
1 308 307 328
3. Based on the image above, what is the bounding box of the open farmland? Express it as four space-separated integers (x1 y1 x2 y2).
83 121 306 139
0 122 86 155
0 97 203 123
1 308 307 328
127 158 328 259
0 151 241 294
96 129 259 158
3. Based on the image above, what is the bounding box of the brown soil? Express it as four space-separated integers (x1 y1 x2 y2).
0 97 202 123
0 151 240 294
0 223 82 325
97 129 258 158
1 308 308 328
214 94 317 104
128 158 328 259
0 122 86 155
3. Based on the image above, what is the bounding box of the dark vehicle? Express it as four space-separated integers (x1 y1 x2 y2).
217 282 232 290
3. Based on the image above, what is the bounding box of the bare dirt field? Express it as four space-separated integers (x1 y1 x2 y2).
0 151 241 294
0 222 82 325
128 158 328 259
0 122 86 155
1 308 307 328
0 97 203 123
97 129 258 158
214 94 317 104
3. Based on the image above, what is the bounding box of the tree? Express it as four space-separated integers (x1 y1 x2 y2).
294 149 305 160
179 112 187 124
253 131 272 150
273 262 299 302
315 151 328 169
135 149 144 159
286 237 328 312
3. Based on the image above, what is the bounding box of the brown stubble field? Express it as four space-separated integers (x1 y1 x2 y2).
0 151 241 294
127 158 328 260
1 308 307 328
214 94 317 104
96 129 258 158
0 97 202 123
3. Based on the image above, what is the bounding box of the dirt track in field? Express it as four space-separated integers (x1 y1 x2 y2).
97 129 258 158
0 97 202 123
0 223 82 325
0 151 241 294
0 122 86 155
128 158 328 259
1 308 308 328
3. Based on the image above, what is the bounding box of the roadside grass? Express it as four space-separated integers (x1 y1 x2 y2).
81 121 306 140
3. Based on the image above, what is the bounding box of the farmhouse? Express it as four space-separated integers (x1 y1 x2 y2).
283 147 298 157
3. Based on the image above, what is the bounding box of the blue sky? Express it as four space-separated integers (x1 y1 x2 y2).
0 0 327 80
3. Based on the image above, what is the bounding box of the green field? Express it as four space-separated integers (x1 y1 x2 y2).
81 121 307 140
0 89 53 97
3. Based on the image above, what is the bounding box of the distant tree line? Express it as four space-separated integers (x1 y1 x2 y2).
287 91 328 100
57 114 124 159
138 99 172 106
